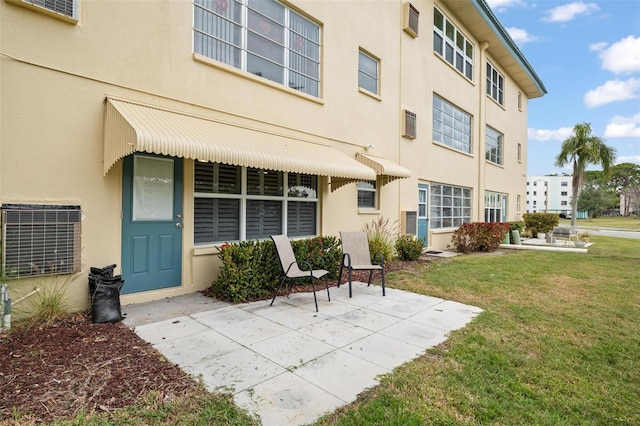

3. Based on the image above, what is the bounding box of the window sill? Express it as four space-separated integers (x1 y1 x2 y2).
431 227 457 234
193 246 223 256
6 0 78 24
193 53 324 105
432 141 474 158
358 208 381 215
358 87 382 101
486 160 505 169
486 94 506 110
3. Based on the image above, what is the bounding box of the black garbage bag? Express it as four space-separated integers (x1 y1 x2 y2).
89 265 124 324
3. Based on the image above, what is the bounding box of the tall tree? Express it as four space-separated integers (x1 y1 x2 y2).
607 163 640 216
554 123 616 228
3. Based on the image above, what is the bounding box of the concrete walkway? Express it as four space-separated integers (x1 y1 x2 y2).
122 283 482 426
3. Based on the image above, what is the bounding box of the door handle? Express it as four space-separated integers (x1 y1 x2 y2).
176 223 183 229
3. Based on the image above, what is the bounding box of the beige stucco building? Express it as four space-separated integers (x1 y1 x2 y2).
0 0 545 311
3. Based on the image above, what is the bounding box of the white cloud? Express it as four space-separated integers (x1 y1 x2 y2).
592 36 640 74
604 114 640 138
589 42 608 52
506 27 537 45
542 2 599 22
486 0 524 12
616 155 640 165
583 78 640 108
528 127 574 141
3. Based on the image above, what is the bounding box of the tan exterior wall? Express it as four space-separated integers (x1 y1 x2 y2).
1 0 543 311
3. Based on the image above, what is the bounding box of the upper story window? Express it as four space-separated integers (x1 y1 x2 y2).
193 0 321 97
485 126 503 165
358 50 379 95
9 0 78 21
486 62 504 105
357 181 377 209
517 142 522 162
433 7 473 80
561 181 568 187
433 94 472 154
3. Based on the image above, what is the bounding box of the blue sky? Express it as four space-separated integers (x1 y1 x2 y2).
486 0 640 176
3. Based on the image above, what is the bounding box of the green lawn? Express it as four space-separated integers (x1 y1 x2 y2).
315 235 640 425
37 234 640 425
559 215 640 230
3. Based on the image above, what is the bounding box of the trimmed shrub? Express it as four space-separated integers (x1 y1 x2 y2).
210 236 341 303
395 235 424 261
449 222 508 253
523 212 559 237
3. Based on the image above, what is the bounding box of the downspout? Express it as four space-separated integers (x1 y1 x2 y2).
477 41 490 221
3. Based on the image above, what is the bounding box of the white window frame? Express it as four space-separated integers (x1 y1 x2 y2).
357 181 377 209
194 162 319 244
486 62 504 105
484 191 507 223
433 7 473 81
429 183 472 229
358 49 379 95
485 126 503 165
193 0 321 96
433 94 472 154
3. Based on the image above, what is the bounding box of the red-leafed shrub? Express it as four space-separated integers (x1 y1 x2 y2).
449 222 508 253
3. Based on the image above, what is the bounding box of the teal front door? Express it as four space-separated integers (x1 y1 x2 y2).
418 184 429 247
121 155 183 294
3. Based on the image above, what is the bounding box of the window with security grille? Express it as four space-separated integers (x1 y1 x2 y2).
194 162 318 244
1 205 82 278
193 0 320 96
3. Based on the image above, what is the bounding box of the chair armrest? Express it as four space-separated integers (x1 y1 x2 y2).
342 253 352 267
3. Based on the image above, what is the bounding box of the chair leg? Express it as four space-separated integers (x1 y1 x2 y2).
270 276 287 306
347 266 353 298
324 276 331 302
367 270 373 286
310 276 318 312
337 262 344 288
381 266 386 297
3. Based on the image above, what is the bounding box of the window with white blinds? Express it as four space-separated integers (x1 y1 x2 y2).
193 0 321 96
194 162 318 244
1 205 82 278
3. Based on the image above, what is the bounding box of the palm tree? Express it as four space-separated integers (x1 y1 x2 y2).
555 123 616 229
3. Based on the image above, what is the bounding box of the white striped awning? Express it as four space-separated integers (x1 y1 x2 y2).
355 153 411 185
103 98 377 184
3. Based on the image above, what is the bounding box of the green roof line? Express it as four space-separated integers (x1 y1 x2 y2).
472 0 548 96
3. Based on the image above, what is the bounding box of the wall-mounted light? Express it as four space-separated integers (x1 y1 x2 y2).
364 144 375 151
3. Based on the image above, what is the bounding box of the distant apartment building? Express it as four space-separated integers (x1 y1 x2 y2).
526 176 587 218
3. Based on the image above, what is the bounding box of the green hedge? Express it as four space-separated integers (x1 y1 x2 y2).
523 212 560 237
210 236 341 303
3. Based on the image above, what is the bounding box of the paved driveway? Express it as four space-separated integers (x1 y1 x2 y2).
122 283 482 425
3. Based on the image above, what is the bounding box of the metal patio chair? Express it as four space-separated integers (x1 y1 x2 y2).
269 235 330 312
338 231 386 298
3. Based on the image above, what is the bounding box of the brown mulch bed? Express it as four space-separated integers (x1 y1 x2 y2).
0 257 440 423
0 315 201 423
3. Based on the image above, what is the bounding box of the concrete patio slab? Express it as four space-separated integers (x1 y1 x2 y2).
122 284 482 426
